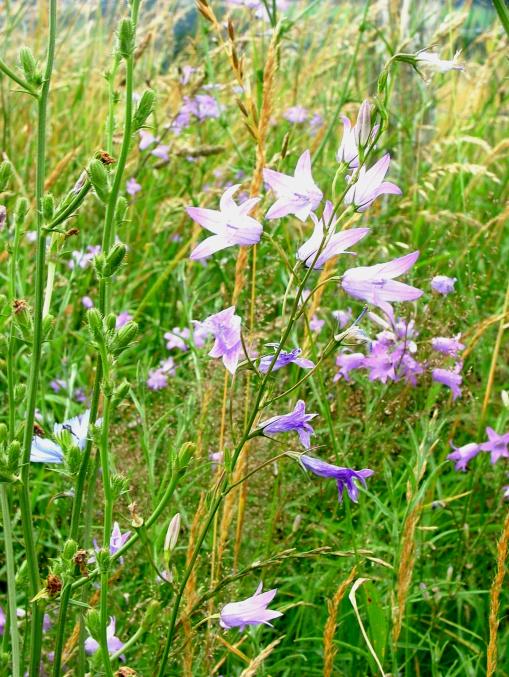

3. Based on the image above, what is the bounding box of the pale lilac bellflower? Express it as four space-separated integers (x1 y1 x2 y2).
219 583 282 631
187 185 262 260
432 365 462 400
431 275 456 295
344 154 401 212
297 200 369 269
202 306 243 374
480 427 509 464
298 454 374 503
264 150 323 221
447 441 480 472
259 400 316 448
85 617 124 656
126 177 141 196
258 347 314 373
337 100 378 169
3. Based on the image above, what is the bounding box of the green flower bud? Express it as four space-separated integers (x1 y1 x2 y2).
103 242 127 277
42 193 55 221
8 440 21 468
96 548 111 573
118 19 135 59
0 423 7 444
114 196 128 229
62 539 78 562
105 313 117 332
133 90 156 130
110 321 138 354
111 380 130 407
87 308 105 344
42 314 55 341
14 384 26 404
88 159 110 203
111 473 129 500
15 560 28 587
0 160 13 192
14 197 29 225
85 609 101 641
19 47 42 86
65 444 82 476
177 442 194 469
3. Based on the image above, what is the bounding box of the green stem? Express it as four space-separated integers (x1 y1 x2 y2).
492 0 509 38
0 486 21 677
0 55 38 96
18 3 57 674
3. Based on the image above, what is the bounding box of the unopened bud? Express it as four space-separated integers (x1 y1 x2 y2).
103 242 127 277
0 161 13 192
19 47 42 86
164 513 181 555
62 539 78 562
86 609 101 641
8 440 21 468
177 442 194 469
112 380 130 407
14 197 29 225
14 384 26 403
87 308 104 344
110 321 138 354
118 19 134 59
42 193 55 221
133 90 155 130
115 197 128 229
88 159 110 203
105 313 117 332
354 100 371 148
0 423 7 443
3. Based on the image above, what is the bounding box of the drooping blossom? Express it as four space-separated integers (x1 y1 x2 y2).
297 200 369 269
74 388 89 405
43 614 52 632
126 177 141 196
431 275 456 295
258 347 314 373
342 251 423 316
298 454 374 503
333 352 365 383
264 150 323 222
284 106 309 124
431 335 464 357
201 306 243 374
337 100 378 168
416 51 464 73
332 307 353 328
194 94 221 120
30 410 96 463
187 185 263 260
432 365 462 400
447 441 481 472
344 154 401 212
139 129 157 150
309 316 325 334
151 144 170 161
85 617 124 656
480 427 509 465
219 583 282 631
164 327 191 351
258 400 316 448
116 312 133 329
82 296 94 309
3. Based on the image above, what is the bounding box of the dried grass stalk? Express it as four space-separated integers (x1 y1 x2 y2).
487 509 509 677
323 565 358 677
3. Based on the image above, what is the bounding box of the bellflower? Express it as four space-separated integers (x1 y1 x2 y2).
164 327 191 351
299 454 374 503
480 427 509 464
432 366 462 400
344 154 401 212
309 316 325 334
259 347 314 373
332 307 353 328
447 441 481 472
333 352 366 383
139 129 157 150
187 185 262 260
108 522 131 555
284 106 309 124
85 617 124 656
297 200 369 269
30 410 96 463
202 306 243 374
264 150 323 221
219 583 282 631
431 335 464 357
337 100 378 168
342 251 423 316
431 275 456 295
147 369 168 390
259 400 316 448
126 177 141 196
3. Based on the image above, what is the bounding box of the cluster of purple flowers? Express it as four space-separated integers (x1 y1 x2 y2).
448 428 509 471
68 244 101 270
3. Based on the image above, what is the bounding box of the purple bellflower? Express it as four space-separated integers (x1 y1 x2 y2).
431 335 464 357
432 366 462 400
164 327 191 351
298 454 374 503
480 427 509 465
85 617 124 656
431 275 456 295
219 583 282 631
187 185 262 260
447 441 481 472
139 130 157 150
126 177 141 196
333 352 366 383
202 306 243 374
344 154 401 212
258 347 314 373
30 410 96 463
337 100 378 168
263 150 323 222
258 400 316 448
284 106 309 124
342 251 423 316
297 200 369 269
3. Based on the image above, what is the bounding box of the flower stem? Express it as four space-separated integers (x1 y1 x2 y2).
18 2 57 674
0 486 21 677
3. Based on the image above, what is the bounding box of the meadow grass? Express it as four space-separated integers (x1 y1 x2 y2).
0 0 508 675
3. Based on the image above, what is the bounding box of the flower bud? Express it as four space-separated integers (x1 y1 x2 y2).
19 47 42 86
96 548 111 573
8 440 21 468
87 308 105 344
42 193 55 221
88 159 110 203
111 473 129 499
118 19 134 59
14 384 26 404
115 197 128 229
85 609 101 641
42 313 55 340
0 160 13 192
110 321 138 354
112 380 130 407
106 313 117 332
0 423 7 444
133 90 156 130
164 513 181 556
103 242 127 277
354 100 371 148
177 442 194 469
62 539 78 562
65 445 82 475
14 197 29 225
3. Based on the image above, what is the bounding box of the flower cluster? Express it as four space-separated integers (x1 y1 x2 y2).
448 427 509 471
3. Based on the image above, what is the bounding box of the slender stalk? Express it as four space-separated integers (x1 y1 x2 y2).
1 486 21 677
492 0 509 39
0 56 38 96
17 3 57 674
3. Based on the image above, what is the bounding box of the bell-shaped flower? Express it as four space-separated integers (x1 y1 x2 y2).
416 51 464 73
30 410 97 463
263 150 323 222
258 400 316 449
344 154 401 212
297 201 369 269
447 441 480 472
258 347 314 373
187 185 262 260
337 100 378 168
219 583 282 631
85 617 124 656
298 454 374 503
342 251 423 316
202 306 243 374
480 427 509 465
